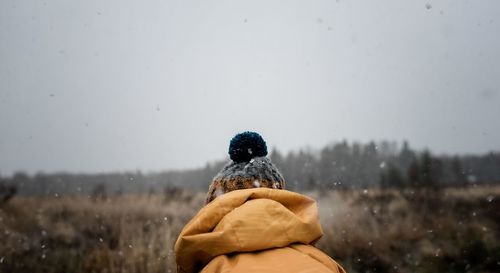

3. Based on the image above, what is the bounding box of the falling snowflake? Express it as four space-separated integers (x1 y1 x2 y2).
215 188 225 197
253 180 261 188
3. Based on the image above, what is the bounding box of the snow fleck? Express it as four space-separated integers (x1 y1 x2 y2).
363 189 368 194
41 230 47 236
253 180 261 188
467 174 478 183
247 148 253 155
128 244 133 249
163 217 168 221
379 161 386 169
472 211 477 217
250 158 255 163
41 254 46 259
99 237 103 242
215 189 224 197
41 244 46 249
368 241 373 247
0 257 4 263
486 195 494 202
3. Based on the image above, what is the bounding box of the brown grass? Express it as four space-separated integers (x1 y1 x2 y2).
314 185 500 273
1 185 500 273
0 193 204 273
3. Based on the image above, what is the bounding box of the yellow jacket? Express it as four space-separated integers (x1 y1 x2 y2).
175 188 346 273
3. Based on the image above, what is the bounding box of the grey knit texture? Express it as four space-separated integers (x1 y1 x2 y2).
214 156 285 184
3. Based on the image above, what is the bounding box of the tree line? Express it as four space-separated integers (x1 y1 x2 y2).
1 140 499 197
273 141 500 191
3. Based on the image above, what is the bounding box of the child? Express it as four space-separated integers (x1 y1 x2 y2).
175 132 346 273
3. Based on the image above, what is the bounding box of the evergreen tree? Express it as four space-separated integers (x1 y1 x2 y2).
407 158 421 188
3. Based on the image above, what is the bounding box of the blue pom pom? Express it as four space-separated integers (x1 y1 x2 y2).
229 131 268 163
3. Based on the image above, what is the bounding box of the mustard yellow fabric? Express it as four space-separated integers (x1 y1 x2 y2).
175 188 346 273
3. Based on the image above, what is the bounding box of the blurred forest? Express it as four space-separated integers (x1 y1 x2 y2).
1 140 499 197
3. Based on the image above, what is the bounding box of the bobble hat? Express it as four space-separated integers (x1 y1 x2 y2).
205 131 285 204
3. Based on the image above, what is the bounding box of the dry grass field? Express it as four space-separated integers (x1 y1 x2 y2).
1 185 500 273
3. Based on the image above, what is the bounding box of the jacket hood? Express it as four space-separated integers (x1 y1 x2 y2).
174 188 324 273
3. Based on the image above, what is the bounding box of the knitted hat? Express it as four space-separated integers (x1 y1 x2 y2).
205 132 285 204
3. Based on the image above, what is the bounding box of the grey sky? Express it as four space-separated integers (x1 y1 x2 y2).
1 0 499 175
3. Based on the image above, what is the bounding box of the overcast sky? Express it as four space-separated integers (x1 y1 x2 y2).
1 0 499 175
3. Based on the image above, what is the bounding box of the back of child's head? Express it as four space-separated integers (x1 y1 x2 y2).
206 131 285 203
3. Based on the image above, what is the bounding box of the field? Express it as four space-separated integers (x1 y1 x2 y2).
1 185 500 273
